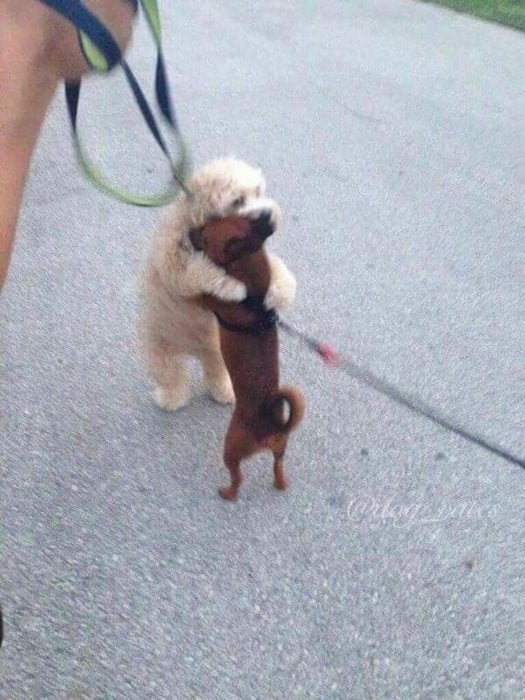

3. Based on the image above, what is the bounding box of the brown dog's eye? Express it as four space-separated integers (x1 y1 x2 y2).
224 236 247 259
189 227 204 250
232 196 245 208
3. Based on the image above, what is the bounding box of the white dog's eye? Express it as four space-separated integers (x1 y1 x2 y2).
255 186 262 197
232 195 245 207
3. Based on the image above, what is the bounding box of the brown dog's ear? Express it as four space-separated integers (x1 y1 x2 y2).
189 227 204 251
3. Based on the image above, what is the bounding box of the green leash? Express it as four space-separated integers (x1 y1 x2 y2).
41 0 192 205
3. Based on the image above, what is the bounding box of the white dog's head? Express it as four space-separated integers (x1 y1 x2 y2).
167 158 282 243
190 158 267 218
152 158 284 296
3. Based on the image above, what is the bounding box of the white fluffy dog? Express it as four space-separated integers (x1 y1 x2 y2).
141 158 296 411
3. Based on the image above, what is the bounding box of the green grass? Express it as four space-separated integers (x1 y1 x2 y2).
420 0 525 32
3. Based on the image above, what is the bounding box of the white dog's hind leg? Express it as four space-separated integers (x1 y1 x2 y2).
148 341 191 411
200 349 235 405
264 253 297 311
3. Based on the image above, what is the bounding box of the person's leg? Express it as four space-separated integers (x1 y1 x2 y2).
0 4 57 289
0 0 135 291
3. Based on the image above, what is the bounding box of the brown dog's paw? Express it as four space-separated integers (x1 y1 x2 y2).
218 486 239 501
273 477 289 491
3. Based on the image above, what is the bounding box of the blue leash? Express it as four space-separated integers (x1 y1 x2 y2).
37 0 191 204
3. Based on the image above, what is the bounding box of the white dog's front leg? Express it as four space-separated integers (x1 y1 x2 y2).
264 253 297 311
178 254 247 302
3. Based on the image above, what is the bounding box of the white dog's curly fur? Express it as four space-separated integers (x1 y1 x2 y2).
141 158 297 411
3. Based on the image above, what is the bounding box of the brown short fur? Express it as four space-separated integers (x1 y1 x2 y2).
194 215 304 501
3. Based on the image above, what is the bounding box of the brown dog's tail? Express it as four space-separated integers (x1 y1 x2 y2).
262 386 305 433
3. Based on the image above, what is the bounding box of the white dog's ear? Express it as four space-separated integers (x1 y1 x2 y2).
189 227 204 251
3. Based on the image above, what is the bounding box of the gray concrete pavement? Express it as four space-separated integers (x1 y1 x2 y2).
1 1 524 697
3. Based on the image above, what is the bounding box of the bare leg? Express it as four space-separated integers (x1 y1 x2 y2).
0 9 58 290
201 349 235 405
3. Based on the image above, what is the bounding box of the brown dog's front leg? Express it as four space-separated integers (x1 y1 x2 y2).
219 455 243 501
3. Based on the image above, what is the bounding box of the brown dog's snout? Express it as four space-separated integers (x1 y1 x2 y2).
250 210 275 242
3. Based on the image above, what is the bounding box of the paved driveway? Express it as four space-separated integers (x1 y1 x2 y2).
1 1 524 697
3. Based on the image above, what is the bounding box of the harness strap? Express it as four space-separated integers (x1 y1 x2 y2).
37 0 191 206
214 296 279 335
215 312 278 335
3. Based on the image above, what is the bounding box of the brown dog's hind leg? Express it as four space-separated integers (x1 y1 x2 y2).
273 454 289 491
219 455 243 501
219 422 254 501
272 436 290 490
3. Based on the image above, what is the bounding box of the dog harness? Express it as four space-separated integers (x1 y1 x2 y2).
214 296 279 335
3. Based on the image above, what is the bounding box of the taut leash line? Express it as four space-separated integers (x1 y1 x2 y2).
278 320 525 470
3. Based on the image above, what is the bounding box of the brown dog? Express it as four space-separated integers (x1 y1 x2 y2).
190 212 304 500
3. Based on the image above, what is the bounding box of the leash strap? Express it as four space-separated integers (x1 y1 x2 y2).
278 320 525 470
215 296 279 335
38 0 191 205
215 312 278 335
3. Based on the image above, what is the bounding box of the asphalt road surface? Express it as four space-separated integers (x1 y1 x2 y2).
1 1 524 697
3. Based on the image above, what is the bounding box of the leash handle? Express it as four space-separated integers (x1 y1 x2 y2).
40 0 191 205
37 0 123 71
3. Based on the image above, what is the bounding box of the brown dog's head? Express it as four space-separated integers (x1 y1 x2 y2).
189 209 275 268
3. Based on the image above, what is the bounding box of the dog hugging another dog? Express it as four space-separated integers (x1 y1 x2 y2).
142 158 304 500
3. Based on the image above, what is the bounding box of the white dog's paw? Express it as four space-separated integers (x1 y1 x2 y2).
208 377 236 405
183 254 247 302
152 385 190 412
264 254 297 311
213 277 247 302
